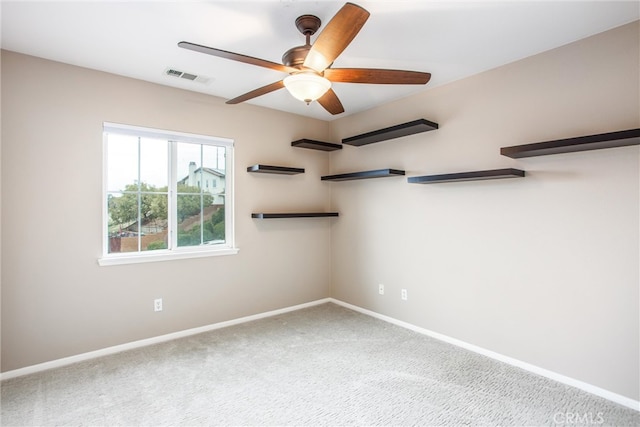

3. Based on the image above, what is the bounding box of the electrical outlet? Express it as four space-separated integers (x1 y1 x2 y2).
154 298 163 312
378 284 385 295
401 289 408 301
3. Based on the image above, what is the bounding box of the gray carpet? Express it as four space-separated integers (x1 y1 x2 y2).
1 303 638 426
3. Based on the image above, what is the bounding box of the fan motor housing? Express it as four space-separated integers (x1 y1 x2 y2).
282 45 311 68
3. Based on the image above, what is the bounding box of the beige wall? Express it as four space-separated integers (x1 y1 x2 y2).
1 50 333 371
1 20 639 402
329 21 639 400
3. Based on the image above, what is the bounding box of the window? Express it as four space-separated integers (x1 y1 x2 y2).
100 123 237 265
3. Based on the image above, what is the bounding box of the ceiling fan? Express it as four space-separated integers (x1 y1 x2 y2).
178 2 431 115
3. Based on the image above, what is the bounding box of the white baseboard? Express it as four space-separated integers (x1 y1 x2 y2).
0 298 332 381
3 296 638 412
329 298 640 412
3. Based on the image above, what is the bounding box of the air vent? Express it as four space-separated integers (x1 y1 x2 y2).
166 69 183 77
164 68 211 84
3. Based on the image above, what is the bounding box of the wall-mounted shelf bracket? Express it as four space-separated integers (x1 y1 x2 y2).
247 164 305 174
251 212 339 219
342 119 438 146
500 128 640 158
407 168 525 184
321 168 405 181
291 139 342 151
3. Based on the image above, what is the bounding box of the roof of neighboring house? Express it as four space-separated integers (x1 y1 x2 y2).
178 167 225 184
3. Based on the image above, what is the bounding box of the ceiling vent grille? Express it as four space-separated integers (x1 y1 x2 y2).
164 68 210 84
181 72 197 81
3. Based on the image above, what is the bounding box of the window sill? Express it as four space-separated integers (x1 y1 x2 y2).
98 247 239 266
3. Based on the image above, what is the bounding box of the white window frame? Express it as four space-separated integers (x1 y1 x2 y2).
99 122 238 266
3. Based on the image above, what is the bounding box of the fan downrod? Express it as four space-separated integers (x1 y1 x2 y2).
282 15 321 68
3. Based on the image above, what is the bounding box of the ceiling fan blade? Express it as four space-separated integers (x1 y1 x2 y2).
226 80 285 104
324 68 431 85
303 3 370 72
178 41 297 74
317 88 345 115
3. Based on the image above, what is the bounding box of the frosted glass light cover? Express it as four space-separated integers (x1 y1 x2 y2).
283 73 331 103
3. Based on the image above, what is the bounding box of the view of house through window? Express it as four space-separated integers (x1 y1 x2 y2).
103 123 233 258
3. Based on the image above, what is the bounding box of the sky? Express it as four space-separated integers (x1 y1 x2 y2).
106 134 226 193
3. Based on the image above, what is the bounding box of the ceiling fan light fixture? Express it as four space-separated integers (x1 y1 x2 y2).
283 72 331 104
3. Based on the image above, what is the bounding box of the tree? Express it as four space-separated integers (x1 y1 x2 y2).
109 182 167 227
177 184 214 222
210 205 224 226
177 206 225 246
210 206 225 240
109 181 216 240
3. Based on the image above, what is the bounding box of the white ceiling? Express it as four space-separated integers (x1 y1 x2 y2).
2 1 638 121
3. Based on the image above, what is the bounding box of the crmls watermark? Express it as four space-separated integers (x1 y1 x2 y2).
553 411 604 425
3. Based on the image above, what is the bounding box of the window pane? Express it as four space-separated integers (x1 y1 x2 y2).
140 138 168 190
177 142 201 192
202 145 226 205
202 145 225 245
107 134 138 192
107 192 139 253
177 194 202 247
140 193 168 251
205 206 225 244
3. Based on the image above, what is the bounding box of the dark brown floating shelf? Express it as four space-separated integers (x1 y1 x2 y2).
251 212 339 219
408 168 525 184
322 168 405 181
342 119 438 146
292 139 342 151
247 164 304 175
501 128 640 158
